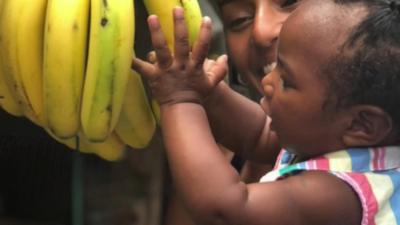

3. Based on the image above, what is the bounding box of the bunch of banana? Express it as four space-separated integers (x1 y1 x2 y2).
0 0 203 161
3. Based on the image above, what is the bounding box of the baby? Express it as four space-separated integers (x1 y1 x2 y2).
132 0 400 224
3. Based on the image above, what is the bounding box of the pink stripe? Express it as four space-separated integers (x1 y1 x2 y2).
273 149 286 170
305 156 329 170
344 173 378 225
314 156 330 170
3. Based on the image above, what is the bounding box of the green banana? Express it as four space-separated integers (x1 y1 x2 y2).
0 0 47 126
115 69 156 149
181 0 203 46
43 0 90 138
81 0 135 142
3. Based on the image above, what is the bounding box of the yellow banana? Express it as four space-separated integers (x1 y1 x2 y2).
143 0 181 50
0 0 47 126
0 20 23 117
81 0 135 142
151 99 161 124
181 0 202 45
46 129 79 150
0 68 23 116
115 70 156 149
43 0 90 138
143 0 202 50
80 132 126 161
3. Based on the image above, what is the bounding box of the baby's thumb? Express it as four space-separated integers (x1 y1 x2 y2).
208 54 228 86
131 57 157 80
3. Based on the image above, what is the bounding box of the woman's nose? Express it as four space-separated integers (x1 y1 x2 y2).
251 4 283 48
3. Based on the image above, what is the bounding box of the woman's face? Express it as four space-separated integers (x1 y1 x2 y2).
219 0 300 98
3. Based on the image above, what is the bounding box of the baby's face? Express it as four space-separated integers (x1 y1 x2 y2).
260 0 367 158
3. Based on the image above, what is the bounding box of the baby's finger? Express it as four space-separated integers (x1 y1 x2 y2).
173 7 190 65
192 17 212 69
203 59 216 72
148 15 173 69
208 55 228 86
147 51 157 64
131 57 157 80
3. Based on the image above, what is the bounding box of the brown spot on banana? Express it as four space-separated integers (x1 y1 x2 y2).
101 17 108 27
102 0 108 8
106 104 112 113
73 21 79 31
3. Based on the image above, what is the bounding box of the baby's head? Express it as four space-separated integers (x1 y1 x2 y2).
261 0 400 158
322 0 400 134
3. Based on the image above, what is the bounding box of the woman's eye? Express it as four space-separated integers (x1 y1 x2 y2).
226 16 253 31
281 0 298 8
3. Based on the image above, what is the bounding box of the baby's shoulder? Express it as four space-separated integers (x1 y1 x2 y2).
275 170 361 224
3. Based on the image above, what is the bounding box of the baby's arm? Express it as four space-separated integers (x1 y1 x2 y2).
204 82 280 164
132 7 361 225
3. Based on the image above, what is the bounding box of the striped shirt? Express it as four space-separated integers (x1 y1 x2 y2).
260 146 400 225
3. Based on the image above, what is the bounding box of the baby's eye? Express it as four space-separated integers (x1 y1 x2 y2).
279 73 293 90
280 76 288 89
281 0 299 9
226 16 253 31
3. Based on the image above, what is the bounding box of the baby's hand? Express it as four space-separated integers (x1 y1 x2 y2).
132 7 228 106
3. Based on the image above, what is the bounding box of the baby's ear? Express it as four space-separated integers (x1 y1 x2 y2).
342 105 393 147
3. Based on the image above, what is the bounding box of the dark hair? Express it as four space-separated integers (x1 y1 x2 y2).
323 0 400 131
